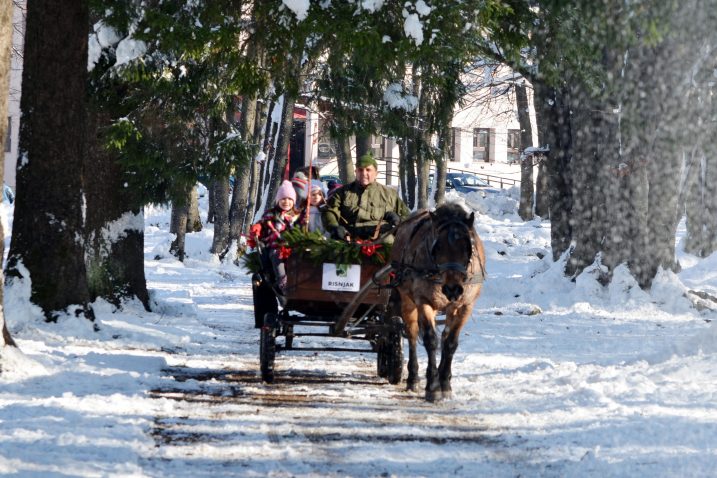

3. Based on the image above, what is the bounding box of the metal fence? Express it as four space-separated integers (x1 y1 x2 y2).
380 156 519 189
320 155 521 190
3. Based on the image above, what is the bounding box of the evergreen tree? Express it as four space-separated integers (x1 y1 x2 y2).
515 0 704 287
97 0 265 260
7 0 94 322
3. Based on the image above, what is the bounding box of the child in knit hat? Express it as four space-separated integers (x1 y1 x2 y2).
299 179 327 234
251 180 299 291
291 171 309 205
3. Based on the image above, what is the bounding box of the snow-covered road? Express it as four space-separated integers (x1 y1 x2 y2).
140 271 521 477
2 195 717 477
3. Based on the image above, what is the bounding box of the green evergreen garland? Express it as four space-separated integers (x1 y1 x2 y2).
240 228 391 274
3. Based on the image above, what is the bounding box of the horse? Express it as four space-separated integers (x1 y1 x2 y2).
389 202 486 401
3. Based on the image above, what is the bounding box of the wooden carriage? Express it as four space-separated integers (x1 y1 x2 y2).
251 251 403 384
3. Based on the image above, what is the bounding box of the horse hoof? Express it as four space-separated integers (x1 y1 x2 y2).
425 389 444 402
406 382 419 393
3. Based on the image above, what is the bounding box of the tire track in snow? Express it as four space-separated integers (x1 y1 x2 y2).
145 358 510 476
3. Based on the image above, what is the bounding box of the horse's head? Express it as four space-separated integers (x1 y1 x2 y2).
429 205 476 301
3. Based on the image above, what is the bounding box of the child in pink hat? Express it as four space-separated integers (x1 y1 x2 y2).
250 180 298 291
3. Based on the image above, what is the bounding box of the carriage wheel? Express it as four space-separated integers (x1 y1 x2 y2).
376 342 388 378
284 324 294 350
384 316 404 385
252 273 277 329
260 313 277 383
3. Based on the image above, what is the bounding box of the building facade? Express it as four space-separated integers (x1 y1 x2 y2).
5 1 25 190
311 67 538 184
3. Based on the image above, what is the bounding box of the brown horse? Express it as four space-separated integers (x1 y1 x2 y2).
390 203 486 401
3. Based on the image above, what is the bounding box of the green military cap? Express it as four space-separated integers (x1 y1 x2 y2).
356 153 378 169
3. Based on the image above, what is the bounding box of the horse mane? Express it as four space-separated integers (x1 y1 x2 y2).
432 202 472 224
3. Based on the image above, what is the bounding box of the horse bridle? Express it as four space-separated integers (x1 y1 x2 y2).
390 215 484 286
427 219 480 282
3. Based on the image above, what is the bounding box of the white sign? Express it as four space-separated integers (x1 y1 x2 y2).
321 263 361 292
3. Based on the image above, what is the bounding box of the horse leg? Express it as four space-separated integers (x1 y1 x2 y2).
419 305 442 402
401 295 420 392
438 307 470 399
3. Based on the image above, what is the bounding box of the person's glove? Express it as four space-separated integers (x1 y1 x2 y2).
384 211 401 227
379 223 394 234
331 225 348 240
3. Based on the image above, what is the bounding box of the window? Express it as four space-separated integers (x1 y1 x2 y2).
370 134 384 160
459 174 489 187
473 128 490 162
507 129 520 163
4 117 10 153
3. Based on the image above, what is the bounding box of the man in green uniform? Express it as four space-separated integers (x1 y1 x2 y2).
323 153 410 242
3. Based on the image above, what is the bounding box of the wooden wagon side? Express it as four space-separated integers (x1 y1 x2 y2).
283 254 391 316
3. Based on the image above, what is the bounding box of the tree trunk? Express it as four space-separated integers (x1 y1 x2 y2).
398 140 408 205
399 139 416 210
206 182 216 223
594 106 626 273
355 132 371 160
336 132 355 184
516 81 534 221
241 158 259 238
623 39 686 285
7 0 94 321
434 127 448 206
228 94 258 241
186 186 202 232
399 139 417 210
210 178 231 254
267 93 296 205
684 152 704 255
413 68 428 210
255 160 269 220
565 94 614 278
639 151 680 283
229 166 250 237
254 100 278 219
0 0 16 350
246 98 267 229
683 142 717 260
169 186 200 233
624 160 651 284
84 108 150 310
701 154 717 256
535 160 550 218
533 81 573 259
532 79 550 220
415 132 430 210
333 114 355 185
170 187 191 261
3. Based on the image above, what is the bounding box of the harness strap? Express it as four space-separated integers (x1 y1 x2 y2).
390 211 487 288
389 260 485 286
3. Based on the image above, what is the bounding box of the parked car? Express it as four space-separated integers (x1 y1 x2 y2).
431 173 500 197
320 174 341 185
